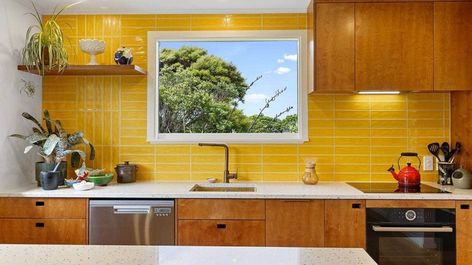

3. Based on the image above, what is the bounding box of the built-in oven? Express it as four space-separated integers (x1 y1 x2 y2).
366 208 456 265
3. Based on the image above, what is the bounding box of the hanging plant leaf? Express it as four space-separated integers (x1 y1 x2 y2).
71 152 82 168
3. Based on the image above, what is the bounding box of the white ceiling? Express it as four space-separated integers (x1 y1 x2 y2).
21 0 311 15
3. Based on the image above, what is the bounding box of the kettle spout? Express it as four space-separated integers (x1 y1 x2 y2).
387 165 399 180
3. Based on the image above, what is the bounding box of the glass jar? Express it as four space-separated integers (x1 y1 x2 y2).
302 161 318 185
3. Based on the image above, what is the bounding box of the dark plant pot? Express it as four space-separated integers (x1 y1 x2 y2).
40 171 61 190
35 161 66 187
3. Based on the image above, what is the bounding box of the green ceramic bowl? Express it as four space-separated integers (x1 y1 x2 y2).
86 173 113 186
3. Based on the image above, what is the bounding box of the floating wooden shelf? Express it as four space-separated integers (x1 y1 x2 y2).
17 64 146 76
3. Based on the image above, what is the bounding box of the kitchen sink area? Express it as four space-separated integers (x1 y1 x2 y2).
190 184 257 192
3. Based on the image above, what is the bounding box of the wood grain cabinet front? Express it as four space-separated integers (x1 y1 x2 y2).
324 200 366 248
434 2 472 91
178 220 265 246
0 198 88 244
456 201 472 265
266 200 325 247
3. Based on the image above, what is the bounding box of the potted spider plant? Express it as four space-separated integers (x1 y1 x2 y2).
22 2 81 75
10 110 95 186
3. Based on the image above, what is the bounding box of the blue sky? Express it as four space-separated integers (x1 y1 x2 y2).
159 40 298 118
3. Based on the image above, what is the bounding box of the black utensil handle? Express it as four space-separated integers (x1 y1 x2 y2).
401 152 418 157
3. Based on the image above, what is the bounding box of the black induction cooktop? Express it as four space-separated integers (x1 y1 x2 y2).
347 182 450 193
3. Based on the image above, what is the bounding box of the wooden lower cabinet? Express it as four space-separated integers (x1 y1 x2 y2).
178 220 265 246
0 219 87 244
266 200 324 247
325 200 366 248
456 201 472 265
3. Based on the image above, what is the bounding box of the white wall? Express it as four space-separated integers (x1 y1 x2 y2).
0 0 42 190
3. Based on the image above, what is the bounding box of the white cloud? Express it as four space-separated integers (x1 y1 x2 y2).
277 59 285 63
274 67 291 75
245 93 268 103
283 54 298 61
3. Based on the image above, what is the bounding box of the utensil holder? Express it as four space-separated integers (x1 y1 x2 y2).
438 162 457 185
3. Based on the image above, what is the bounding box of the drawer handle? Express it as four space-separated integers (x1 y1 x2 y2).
35 222 45 228
461 204 470 210
352 203 362 209
216 224 226 229
35 201 45 206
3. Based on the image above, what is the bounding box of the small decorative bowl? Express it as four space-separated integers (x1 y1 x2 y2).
79 39 106 65
86 173 114 186
73 181 95 191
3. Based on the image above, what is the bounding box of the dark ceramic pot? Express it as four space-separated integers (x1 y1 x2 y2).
35 161 67 187
40 171 61 190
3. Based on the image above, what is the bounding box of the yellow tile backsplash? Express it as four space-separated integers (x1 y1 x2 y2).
43 14 449 182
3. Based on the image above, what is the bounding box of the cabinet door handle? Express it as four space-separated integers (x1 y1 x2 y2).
461 204 470 210
35 222 45 228
216 224 226 229
35 201 45 206
352 203 362 209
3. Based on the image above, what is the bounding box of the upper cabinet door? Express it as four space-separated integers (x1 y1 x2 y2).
355 3 434 91
315 3 355 92
434 2 472 91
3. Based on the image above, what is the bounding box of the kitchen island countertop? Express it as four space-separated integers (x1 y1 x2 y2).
0 181 471 200
0 245 377 265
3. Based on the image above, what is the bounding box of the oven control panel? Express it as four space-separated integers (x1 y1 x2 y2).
367 208 455 225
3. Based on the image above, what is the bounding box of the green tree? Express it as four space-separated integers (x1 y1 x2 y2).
158 46 297 133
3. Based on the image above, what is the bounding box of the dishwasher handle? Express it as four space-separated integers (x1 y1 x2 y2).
372 225 454 233
113 205 151 214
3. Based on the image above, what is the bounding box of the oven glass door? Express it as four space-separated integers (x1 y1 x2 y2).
367 227 456 265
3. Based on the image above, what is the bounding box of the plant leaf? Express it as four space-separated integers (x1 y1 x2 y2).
21 112 46 134
71 152 82 168
9 134 26 140
88 143 95 161
54 120 66 138
24 145 34 154
43 110 53 135
43 134 60 156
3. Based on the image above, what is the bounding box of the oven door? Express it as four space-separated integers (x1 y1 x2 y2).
366 225 456 265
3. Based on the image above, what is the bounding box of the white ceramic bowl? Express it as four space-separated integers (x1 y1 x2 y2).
79 39 106 65
73 180 95 191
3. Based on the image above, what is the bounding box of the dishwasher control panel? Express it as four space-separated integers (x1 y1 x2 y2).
154 207 172 217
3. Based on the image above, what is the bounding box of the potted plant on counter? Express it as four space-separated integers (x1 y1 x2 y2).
22 2 81 75
10 110 95 186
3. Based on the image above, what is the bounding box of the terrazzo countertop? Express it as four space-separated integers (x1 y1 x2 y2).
0 245 377 265
1 181 472 200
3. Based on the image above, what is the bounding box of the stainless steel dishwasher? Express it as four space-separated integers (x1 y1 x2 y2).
89 200 175 245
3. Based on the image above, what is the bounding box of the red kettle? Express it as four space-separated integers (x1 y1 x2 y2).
387 152 421 187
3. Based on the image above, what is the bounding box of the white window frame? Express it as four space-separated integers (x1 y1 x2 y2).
147 30 309 144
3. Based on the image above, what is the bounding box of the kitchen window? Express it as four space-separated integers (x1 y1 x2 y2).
147 30 308 143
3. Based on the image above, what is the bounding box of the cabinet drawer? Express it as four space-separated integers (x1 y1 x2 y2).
178 220 265 246
0 219 87 244
0 198 87 219
177 199 265 220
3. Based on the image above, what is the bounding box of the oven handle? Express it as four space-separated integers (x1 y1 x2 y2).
372 225 454 233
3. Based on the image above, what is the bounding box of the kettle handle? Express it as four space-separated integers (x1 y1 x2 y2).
398 152 421 170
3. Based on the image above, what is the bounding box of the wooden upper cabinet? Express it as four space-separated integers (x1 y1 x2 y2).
325 200 366 248
355 3 434 91
315 3 355 92
434 2 472 91
456 201 472 265
266 200 324 247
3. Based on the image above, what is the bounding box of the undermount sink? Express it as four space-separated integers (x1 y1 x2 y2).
190 184 256 192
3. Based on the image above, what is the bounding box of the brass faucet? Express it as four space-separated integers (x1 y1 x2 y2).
198 143 238 183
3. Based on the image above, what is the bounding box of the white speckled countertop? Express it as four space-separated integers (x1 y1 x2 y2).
1 181 472 200
0 245 377 265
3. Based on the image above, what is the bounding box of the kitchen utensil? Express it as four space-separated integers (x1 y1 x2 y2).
441 142 450 161
452 168 472 189
448 142 462 163
387 152 421 187
73 180 95 191
40 171 61 190
115 161 138 183
428 143 441 161
86 173 113 186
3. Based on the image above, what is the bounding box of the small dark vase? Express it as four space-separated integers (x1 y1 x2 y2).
40 171 61 190
35 161 67 187
114 47 133 65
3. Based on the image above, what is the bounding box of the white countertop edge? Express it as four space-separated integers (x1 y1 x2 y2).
0 181 471 200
